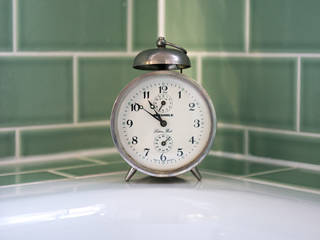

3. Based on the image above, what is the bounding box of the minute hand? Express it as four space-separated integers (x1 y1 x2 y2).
135 103 161 121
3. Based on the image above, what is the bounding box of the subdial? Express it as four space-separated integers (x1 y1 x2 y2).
154 134 173 153
153 93 173 113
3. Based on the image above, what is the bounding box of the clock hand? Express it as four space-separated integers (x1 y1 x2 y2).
147 100 167 126
161 136 171 146
158 100 166 112
136 103 167 127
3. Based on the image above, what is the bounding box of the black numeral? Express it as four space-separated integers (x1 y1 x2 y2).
144 148 150 157
160 153 167 161
177 148 183 157
132 136 138 144
189 103 196 111
131 103 143 112
189 136 195 144
126 119 133 127
143 91 150 99
194 119 200 128
178 91 182 99
159 85 168 93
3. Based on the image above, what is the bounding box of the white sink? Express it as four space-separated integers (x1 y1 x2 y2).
0 173 319 240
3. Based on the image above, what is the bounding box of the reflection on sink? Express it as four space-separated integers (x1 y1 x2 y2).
0 173 320 240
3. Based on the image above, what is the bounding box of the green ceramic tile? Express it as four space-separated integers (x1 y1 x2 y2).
21 126 113 156
19 0 126 51
251 0 320 52
0 57 73 127
213 128 244 153
199 155 283 176
133 0 157 50
0 0 12 50
166 0 245 51
301 59 320 133
250 169 320 190
0 172 65 186
87 154 124 163
0 132 15 158
0 158 93 175
203 58 296 129
249 131 320 165
78 57 143 121
57 162 128 177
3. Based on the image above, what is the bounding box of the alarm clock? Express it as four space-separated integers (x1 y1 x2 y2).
110 37 216 181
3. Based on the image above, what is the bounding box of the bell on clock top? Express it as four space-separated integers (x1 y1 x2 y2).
133 37 191 71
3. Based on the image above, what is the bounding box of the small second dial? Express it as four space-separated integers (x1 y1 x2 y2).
154 134 173 153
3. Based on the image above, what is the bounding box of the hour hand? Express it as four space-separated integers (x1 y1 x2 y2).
135 103 160 121
148 100 156 110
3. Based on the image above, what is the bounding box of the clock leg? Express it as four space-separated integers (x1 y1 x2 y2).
125 167 137 182
191 167 202 181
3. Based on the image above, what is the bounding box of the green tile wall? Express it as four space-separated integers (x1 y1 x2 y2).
166 0 245 51
133 0 158 50
19 0 127 51
202 58 296 130
251 0 320 52
0 57 73 127
0 132 15 158
21 126 113 156
301 59 320 133
0 0 12 51
0 0 319 176
249 132 320 165
78 58 142 122
213 128 244 154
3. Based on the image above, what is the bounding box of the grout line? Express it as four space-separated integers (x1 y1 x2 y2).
245 0 250 52
0 52 139 57
244 129 249 155
0 178 69 189
296 57 301 132
0 148 117 166
243 167 294 178
47 169 76 179
73 56 79 123
202 170 320 195
2 51 320 58
15 129 20 158
158 0 165 37
196 56 202 85
126 0 133 52
209 151 320 171
12 0 17 52
217 122 320 138
0 120 109 132
77 156 110 165
0 163 99 177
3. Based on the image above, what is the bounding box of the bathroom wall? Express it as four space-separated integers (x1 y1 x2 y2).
1 0 320 172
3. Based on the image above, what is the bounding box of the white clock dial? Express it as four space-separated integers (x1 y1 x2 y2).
111 71 216 176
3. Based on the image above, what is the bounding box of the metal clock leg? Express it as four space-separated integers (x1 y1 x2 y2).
125 167 137 182
191 167 202 181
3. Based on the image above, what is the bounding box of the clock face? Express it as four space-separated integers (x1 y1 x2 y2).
111 71 216 176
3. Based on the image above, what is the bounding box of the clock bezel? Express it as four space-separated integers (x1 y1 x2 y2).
110 71 216 178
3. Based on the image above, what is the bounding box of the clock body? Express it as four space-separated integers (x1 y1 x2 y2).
110 71 216 177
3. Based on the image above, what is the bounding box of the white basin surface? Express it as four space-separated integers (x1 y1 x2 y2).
0 173 319 240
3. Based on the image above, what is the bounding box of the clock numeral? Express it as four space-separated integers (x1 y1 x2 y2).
144 148 150 157
189 136 195 144
178 91 182 99
143 91 150 99
159 85 168 93
132 136 138 145
194 119 200 128
189 103 196 111
131 103 143 112
160 153 167 161
177 148 183 157
126 119 133 128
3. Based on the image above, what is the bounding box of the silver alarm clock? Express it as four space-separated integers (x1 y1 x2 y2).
110 37 216 181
